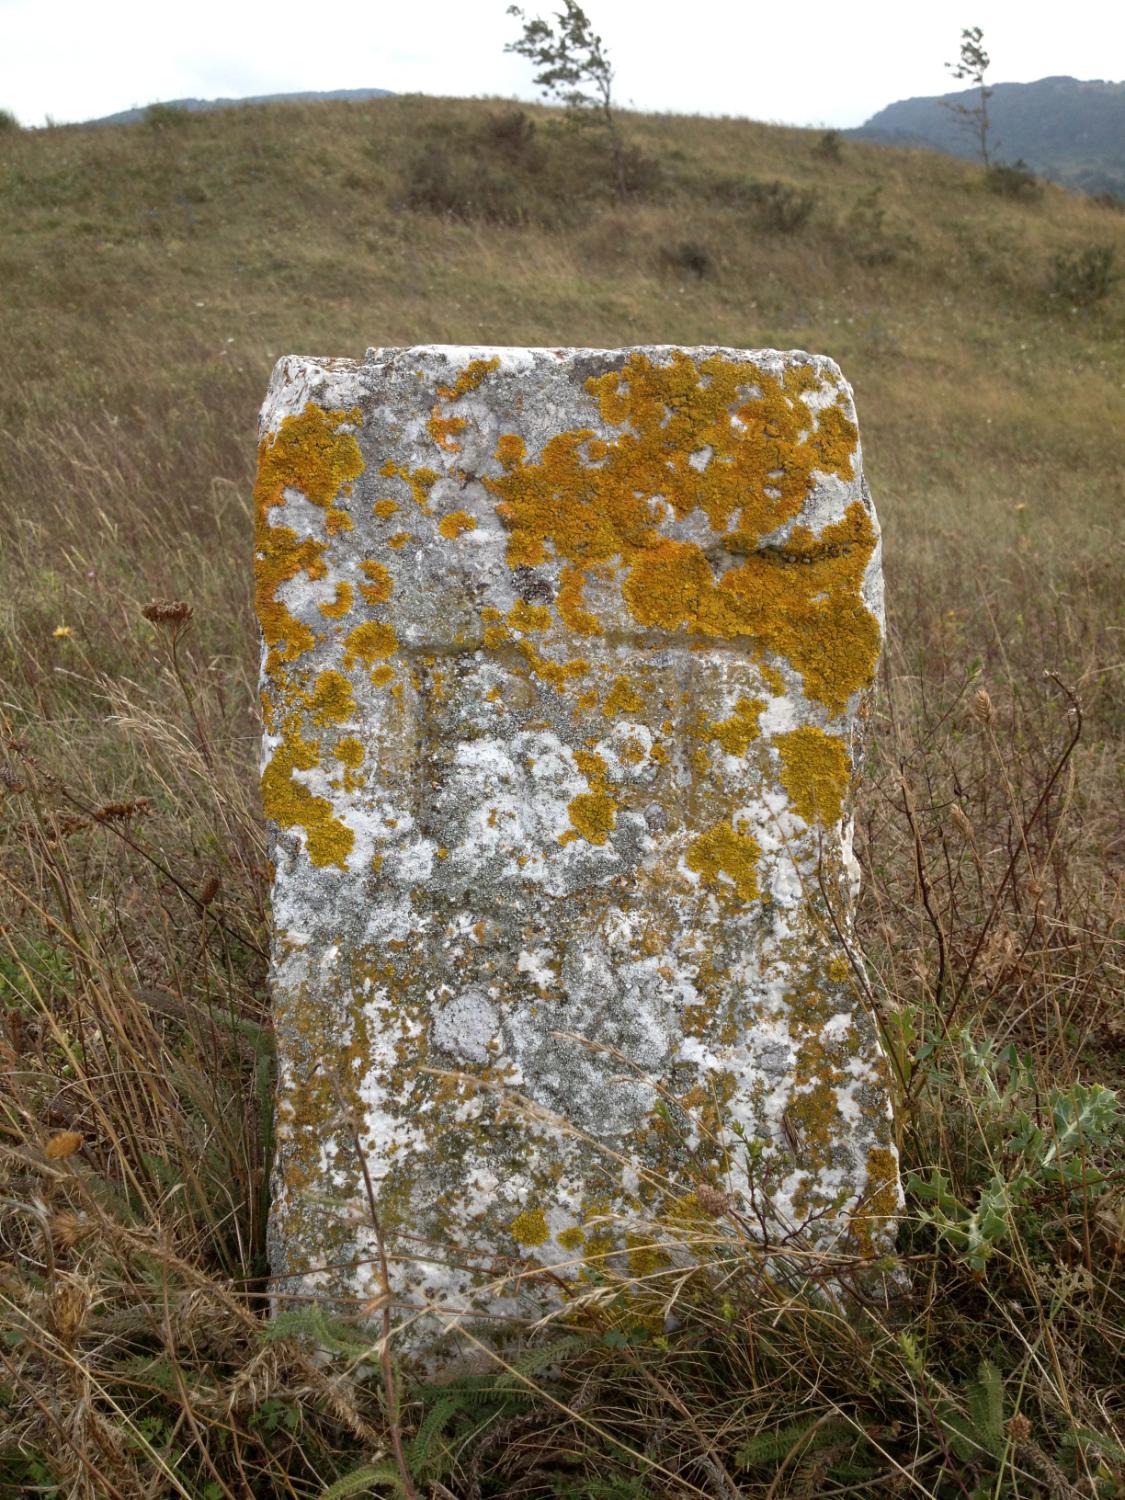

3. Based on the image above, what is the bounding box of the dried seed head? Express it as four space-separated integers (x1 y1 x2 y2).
93 798 152 822
972 688 993 724
1007 1413 1032 1444
142 599 193 626
949 803 974 840
45 1130 83 1161
50 1277 90 1344
198 873 221 906
49 1211 92 1250
693 1184 729 1218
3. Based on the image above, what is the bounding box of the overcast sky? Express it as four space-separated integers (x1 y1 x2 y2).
2 0 1122 129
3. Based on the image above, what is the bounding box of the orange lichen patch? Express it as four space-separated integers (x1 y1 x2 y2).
509 1205 549 1247
253 404 363 669
318 581 354 620
566 791 617 845
326 506 352 535
703 697 764 756
576 688 599 712
557 565 603 635
261 717 354 869
428 411 466 452
380 459 438 513
850 1146 901 1254
334 736 365 770
358 559 393 605
373 498 400 519
388 531 411 550
776 725 850 826
617 734 647 766
508 599 552 633
685 819 762 903
485 352 877 711
516 639 589 691
437 355 500 401
603 676 644 717
343 621 398 671
370 664 395 687
564 750 617 845
438 509 477 539
303 669 356 727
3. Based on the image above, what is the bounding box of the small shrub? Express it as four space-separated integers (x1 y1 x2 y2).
814 128 843 163
480 106 541 164
748 178 817 233
1090 191 1125 213
846 184 896 265
985 158 1042 200
660 239 714 280
0 107 20 133
144 101 190 130
1049 243 1119 306
401 140 528 225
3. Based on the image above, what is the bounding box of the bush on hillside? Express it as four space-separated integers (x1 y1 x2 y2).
1049 243 1119 305
814 128 843 162
659 238 715 280
0 108 20 132
986 158 1042 200
145 102 190 130
399 114 659 226
710 175 818 233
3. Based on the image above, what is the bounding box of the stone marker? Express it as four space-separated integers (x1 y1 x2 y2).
258 345 900 1342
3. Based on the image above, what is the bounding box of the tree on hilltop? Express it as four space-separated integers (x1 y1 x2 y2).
944 25 994 167
505 0 627 197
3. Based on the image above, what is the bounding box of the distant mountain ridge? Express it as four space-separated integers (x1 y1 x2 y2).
847 76 1125 198
86 88 394 127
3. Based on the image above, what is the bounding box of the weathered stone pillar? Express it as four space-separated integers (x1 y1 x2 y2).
257 345 900 1341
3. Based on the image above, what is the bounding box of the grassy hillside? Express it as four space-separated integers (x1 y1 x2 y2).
1 96 1123 1497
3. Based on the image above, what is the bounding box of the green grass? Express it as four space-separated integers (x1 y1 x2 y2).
0 95 1122 1498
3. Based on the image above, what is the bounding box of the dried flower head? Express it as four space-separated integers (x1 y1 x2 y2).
972 688 993 724
1007 1413 1032 1444
693 1184 729 1218
198 873 221 906
142 599 193 626
49 1277 91 1345
49 1211 93 1250
93 798 152 822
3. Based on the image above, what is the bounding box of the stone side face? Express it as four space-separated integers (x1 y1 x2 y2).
257 345 900 1337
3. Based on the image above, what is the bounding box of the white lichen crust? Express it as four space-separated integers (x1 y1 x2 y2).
257 345 901 1345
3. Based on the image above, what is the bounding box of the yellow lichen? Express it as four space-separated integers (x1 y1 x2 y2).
343 621 398 671
438 509 477 539
685 819 762 902
373 498 399 519
358 559 393 605
318 581 354 620
303 670 356 727
776 726 850 826
334 736 365 769
603 676 644 717
253 404 363 669
428 411 466 452
437 355 500 401
260 716 354 869
564 750 617 844
380 459 438 513
557 1226 585 1252
509 1206 549 1247
703 697 764 756
557 564 603 635
508 599 552 633
485 352 877 712
388 531 411 550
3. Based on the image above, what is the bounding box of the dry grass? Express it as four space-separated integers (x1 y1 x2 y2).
1 96 1122 1497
